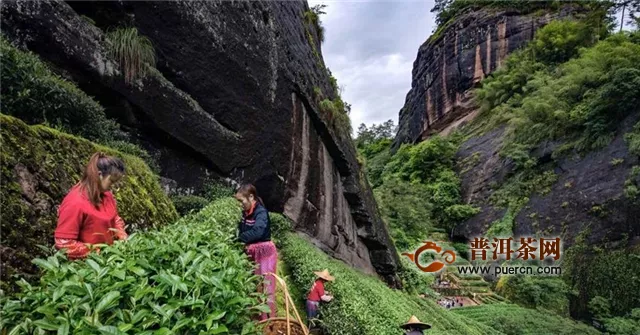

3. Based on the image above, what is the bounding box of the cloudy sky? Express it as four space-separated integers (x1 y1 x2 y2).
308 0 437 133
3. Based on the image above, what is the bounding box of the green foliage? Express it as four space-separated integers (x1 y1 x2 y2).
0 115 177 293
454 303 599 335
0 36 121 143
563 232 640 318
106 27 156 84
478 33 640 159
355 120 395 152
304 4 326 44
202 180 235 202
171 181 234 217
531 20 594 64
374 178 433 251
0 198 262 334
384 136 457 183
318 98 352 136
588 295 612 320
430 0 563 39
170 195 209 216
624 165 640 199
600 309 640 335
396 258 436 296
278 233 501 335
485 209 516 238
625 121 640 157
496 275 570 316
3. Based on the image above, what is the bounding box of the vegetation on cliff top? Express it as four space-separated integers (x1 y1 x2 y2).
0 115 178 292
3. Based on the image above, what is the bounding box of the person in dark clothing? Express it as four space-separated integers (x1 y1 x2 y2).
235 184 278 321
401 315 432 334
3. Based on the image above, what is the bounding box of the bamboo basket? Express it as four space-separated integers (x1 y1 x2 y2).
258 273 309 335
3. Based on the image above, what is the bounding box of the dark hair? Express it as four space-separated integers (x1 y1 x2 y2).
77 152 125 207
235 183 264 205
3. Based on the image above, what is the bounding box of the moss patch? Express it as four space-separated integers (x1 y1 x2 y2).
0 114 177 292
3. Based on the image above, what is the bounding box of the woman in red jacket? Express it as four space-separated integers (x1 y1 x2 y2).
54 152 128 259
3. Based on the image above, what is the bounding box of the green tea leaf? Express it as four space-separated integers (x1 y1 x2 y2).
118 323 133 332
33 319 59 330
32 258 55 271
210 324 229 334
86 259 102 273
57 322 70 335
95 291 121 313
98 325 124 335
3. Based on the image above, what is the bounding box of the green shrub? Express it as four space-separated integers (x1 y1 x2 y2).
303 4 326 44
374 178 433 251
495 275 570 316
454 303 599 335
171 195 210 216
0 37 120 142
625 122 640 157
0 115 177 293
588 295 612 320
478 33 640 159
396 258 436 296
104 140 160 174
531 20 594 64
202 180 235 202
563 238 640 318
279 233 501 335
600 309 640 335
0 198 262 334
106 27 156 84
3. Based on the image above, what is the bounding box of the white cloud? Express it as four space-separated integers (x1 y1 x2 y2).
308 0 437 134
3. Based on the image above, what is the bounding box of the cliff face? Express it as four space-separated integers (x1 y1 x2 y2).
454 112 640 248
1 1 399 281
393 7 575 148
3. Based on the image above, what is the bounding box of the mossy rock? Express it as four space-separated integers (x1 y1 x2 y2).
0 114 178 292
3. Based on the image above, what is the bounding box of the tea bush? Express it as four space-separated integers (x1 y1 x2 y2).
170 195 210 216
0 37 121 143
0 198 263 334
278 233 501 335
454 303 600 335
0 115 177 293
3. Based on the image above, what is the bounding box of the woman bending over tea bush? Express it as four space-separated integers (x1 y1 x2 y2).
54 152 128 259
235 184 278 321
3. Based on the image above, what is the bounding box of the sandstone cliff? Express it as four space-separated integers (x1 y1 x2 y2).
1 0 399 281
393 7 576 148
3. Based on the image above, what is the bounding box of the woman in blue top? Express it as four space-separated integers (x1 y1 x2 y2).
235 184 277 321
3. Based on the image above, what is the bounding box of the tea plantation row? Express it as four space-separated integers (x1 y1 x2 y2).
277 232 503 335
454 303 599 335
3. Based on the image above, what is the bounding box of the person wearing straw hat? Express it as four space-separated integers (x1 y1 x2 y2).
401 315 432 334
306 269 335 322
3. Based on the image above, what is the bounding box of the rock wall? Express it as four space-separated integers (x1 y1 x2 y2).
454 112 640 249
393 7 577 149
0 0 399 280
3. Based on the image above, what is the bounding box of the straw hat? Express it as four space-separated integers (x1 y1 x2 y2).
313 269 335 281
400 315 432 330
